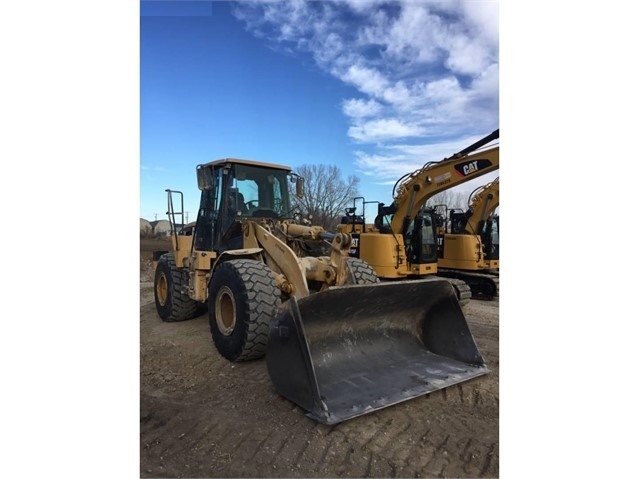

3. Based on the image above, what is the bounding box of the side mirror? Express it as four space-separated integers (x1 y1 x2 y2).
196 165 214 191
296 177 304 199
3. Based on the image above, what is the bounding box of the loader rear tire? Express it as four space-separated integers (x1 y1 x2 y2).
154 253 200 322
345 257 380 284
209 259 281 362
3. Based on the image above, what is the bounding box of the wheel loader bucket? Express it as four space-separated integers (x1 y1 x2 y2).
266 279 488 425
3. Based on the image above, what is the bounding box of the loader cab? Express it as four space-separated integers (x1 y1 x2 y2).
193 159 295 253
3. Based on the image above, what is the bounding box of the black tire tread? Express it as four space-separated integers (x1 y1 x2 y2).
345 257 381 285
155 253 199 322
211 259 281 361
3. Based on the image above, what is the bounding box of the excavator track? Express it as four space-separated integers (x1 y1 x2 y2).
436 269 499 300
446 277 472 306
417 276 472 307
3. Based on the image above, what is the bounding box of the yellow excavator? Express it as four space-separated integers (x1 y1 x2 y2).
151 157 488 425
337 129 499 301
434 177 500 299
459 177 499 271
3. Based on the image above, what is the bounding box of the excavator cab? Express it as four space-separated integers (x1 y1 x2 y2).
449 209 469 235
405 208 439 266
480 215 499 264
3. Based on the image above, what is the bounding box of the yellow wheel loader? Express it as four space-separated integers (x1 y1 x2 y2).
152 158 488 425
434 178 500 299
337 129 499 303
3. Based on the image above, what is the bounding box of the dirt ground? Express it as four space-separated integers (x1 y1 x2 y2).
140 238 499 478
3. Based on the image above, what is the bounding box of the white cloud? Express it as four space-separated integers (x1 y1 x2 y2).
140 164 167 172
380 80 413 110
461 0 499 46
354 150 419 183
313 32 344 64
354 131 498 188
348 118 425 142
232 0 499 181
343 0 389 15
340 64 389 97
384 4 446 65
445 34 495 76
342 98 383 119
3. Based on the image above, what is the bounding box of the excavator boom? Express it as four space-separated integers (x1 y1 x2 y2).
463 177 500 235
390 130 499 235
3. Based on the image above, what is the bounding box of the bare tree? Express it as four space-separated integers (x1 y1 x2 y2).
292 164 360 231
426 190 472 232
426 190 468 211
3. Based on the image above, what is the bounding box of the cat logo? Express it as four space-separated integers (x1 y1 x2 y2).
454 159 493 177
348 234 360 258
463 161 478 175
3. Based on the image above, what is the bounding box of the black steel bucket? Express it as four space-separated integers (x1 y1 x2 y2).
266 279 489 425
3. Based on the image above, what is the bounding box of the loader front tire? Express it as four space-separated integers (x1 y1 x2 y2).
209 259 281 362
154 253 200 322
345 257 380 285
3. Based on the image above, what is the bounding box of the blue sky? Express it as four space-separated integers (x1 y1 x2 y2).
141 0 500 221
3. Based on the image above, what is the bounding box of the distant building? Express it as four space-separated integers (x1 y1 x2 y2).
141 218 189 236
151 219 171 236
140 218 153 234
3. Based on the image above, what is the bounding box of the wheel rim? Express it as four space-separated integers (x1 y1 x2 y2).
156 272 168 306
215 286 236 336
